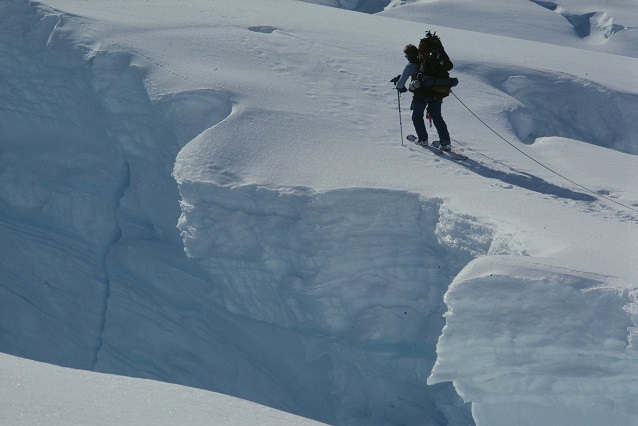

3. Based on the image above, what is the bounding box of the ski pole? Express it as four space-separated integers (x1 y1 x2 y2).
390 74 403 146
397 90 404 146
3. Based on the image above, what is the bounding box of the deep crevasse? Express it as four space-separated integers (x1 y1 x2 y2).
0 2 485 424
0 1 125 369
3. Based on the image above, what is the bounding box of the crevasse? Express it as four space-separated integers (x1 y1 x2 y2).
0 2 489 425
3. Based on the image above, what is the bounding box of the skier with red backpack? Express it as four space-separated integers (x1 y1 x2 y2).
394 31 456 151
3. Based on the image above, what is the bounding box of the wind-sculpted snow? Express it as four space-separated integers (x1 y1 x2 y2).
456 63 638 154
429 256 638 425
299 0 390 14
499 72 637 154
530 1 627 42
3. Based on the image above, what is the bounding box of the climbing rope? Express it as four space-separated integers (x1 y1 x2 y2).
451 91 638 216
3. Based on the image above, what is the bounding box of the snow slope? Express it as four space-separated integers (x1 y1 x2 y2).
381 0 638 57
0 352 324 425
1 0 637 424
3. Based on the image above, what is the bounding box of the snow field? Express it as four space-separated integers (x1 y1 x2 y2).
0 352 326 426
380 0 638 57
1 0 638 424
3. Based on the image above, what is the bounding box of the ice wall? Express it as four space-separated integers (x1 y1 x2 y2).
429 256 638 425
172 181 487 425
0 1 124 368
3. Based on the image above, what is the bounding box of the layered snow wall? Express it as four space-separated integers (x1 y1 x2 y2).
429 257 638 425
173 181 492 424
0 1 125 368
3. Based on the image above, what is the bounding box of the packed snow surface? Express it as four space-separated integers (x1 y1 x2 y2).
0 352 325 425
1 0 637 424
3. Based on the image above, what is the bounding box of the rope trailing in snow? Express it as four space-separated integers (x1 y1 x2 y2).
451 91 638 216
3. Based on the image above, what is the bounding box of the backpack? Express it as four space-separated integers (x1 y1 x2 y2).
415 31 456 100
418 31 453 75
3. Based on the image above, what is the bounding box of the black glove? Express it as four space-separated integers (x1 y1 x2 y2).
397 86 408 93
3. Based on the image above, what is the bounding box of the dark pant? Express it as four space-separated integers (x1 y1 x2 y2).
411 99 450 144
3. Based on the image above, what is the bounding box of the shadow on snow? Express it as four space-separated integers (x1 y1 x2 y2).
457 155 597 202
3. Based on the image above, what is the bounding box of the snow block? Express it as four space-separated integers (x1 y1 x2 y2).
429 256 638 425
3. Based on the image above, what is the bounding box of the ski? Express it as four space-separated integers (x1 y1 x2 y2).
405 135 467 161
